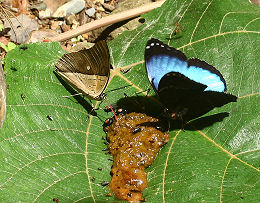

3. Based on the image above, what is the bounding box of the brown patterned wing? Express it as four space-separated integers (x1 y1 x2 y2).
55 41 110 100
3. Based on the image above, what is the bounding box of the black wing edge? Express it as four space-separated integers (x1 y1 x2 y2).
181 91 237 121
188 58 227 91
205 91 238 107
145 38 187 62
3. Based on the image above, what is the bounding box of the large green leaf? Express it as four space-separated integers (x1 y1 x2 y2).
1 0 260 202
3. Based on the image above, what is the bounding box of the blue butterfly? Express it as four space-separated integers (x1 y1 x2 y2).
145 38 237 121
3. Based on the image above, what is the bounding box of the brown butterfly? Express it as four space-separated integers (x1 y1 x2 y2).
0 60 6 129
55 40 110 100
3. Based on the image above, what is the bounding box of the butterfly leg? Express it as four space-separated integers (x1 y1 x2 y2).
85 99 98 122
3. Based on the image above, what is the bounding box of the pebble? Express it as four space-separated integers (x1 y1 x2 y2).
66 14 77 25
61 23 70 32
86 0 95 7
50 21 60 30
96 13 102 20
102 3 115 11
94 0 104 4
39 8 52 19
52 0 85 18
85 7 96 17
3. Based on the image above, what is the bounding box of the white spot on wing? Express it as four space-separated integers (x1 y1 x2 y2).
208 82 223 87
204 75 215 79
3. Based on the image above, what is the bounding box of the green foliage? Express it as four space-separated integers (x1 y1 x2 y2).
1 0 260 202
0 41 16 52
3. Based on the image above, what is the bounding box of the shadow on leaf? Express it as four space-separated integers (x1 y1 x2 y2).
116 95 231 131
53 71 96 116
184 112 230 130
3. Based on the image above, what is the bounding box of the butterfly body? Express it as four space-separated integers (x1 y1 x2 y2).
145 38 237 121
55 40 110 100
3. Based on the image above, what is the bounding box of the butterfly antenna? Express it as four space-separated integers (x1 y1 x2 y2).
180 117 186 132
146 88 150 97
134 88 150 97
167 118 171 133
104 97 118 121
62 93 83 98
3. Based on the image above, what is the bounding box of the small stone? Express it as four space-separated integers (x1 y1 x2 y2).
66 14 76 25
50 21 60 30
61 23 70 32
31 2 47 11
86 0 95 7
102 3 115 11
82 33 89 39
96 12 102 20
94 0 104 4
39 8 52 19
96 6 105 12
52 0 85 18
71 21 79 29
85 7 96 17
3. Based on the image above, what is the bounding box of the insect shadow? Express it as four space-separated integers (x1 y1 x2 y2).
115 95 230 131
95 17 140 42
54 71 97 116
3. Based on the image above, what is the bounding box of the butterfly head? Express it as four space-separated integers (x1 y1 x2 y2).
95 92 107 101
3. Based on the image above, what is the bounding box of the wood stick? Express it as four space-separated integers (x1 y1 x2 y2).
48 0 166 42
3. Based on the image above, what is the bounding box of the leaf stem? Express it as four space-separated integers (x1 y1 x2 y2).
47 0 166 42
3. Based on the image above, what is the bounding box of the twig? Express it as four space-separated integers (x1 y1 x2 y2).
48 0 166 42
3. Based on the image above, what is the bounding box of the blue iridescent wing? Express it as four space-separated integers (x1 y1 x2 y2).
145 38 237 121
145 38 187 92
187 58 226 92
145 38 226 93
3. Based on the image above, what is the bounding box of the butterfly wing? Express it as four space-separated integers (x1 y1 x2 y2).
182 91 237 121
158 72 207 108
158 74 237 120
145 38 227 93
187 58 226 92
55 40 110 100
145 38 187 92
145 38 237 121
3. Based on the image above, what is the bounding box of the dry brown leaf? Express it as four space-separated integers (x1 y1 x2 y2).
6 0 30 15
0 36 10 45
